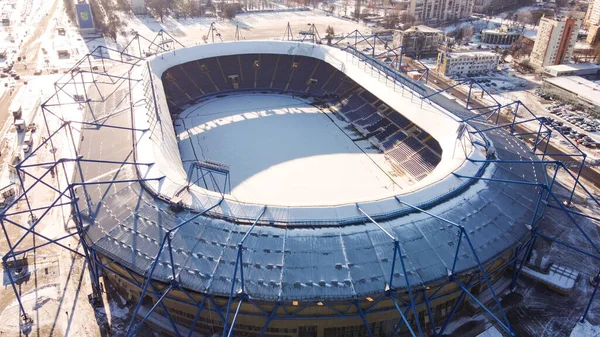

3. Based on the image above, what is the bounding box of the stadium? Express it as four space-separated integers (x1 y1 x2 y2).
68 39 544 337
6 36 571 337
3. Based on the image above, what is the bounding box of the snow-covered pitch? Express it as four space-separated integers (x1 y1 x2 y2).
176 93 406 206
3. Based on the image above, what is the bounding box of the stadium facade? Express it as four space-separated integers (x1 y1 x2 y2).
2 34 599 337
95 41 543 336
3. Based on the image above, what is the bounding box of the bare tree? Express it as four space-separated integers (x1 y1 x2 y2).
509 37 533 58
147 0 172 22
461 26 474 44
516 11 532 25
328 4 335 15
325 25 335 45
354 0 361 21
530 8 553 25
63 0 76 22
173 0 194 18
399 12 416 27
382 11 400 29
222 3 239 19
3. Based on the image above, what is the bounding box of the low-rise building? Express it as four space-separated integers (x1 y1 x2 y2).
544 63 600 79
436 50 500 76
393 25 444 56
480 25 522 45
542 76 600 111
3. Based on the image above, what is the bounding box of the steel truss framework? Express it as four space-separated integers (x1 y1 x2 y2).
0 30 598 337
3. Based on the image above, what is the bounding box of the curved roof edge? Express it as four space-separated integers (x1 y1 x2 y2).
131 41 493 225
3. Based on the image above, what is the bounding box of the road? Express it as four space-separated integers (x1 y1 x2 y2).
406 59 600 191
15 0 61 75
0 0 59 164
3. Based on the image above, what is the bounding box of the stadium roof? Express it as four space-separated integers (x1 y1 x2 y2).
80 41 545 301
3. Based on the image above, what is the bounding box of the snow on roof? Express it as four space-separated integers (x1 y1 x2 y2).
81 41 545 301
443 50 499 59
544 63 600 72
544 76 600 106
403 25 443 34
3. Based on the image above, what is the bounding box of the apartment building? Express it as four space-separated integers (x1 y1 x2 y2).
436 50 500 76
586 0 600 26
585 0 600 43
410 0 475 24
530 16 581 68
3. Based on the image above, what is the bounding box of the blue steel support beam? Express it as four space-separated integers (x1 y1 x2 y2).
187 298 207 337
125 200 224 336
454 278 514 335
582 275 599 322
436 274 477 336
75 120 149 132
355 300 375 337
469 116 546 133
566 155 586 206
124 235 169 336
227 297 246 337
18 166 70 196
394 197 514 335
547 191 600 256
1 217 85 258
18 158 152 169
461 231 514 335
259 303 280 337
8 231 82 257
72 177 164 186
357 204 424 337
3 188 74 254
422 287 437 335
222 206 267 337
390 295 418 337
453 173 547 188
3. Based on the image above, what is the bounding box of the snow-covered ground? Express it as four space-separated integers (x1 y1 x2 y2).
570 319 600 337
177 94 405 206
104 10 368 55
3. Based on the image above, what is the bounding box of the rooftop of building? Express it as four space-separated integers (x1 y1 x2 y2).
441 50 500 59
402 25 443 34
482 25 523 34
544 63 600 73
540 15 581 23
544 76 600 105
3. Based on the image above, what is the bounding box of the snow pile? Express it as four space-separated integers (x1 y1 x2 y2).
521 264 579 293
570 319 600 337
477 326 503 337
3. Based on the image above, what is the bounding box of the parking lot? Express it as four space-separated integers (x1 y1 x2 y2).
544 102 600 149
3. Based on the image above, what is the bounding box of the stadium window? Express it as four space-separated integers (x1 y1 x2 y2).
253 60 260 69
